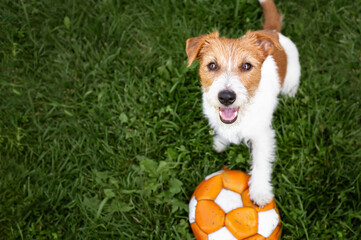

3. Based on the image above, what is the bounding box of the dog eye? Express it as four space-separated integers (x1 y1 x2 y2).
207 62 218 71
241 62 252 72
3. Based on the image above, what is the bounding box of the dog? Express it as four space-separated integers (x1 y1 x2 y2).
185 0 300 207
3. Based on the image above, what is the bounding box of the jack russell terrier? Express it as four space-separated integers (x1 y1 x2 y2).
186 0 300 207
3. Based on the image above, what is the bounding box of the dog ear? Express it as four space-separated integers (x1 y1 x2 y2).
246 31 281 56
186 31 219 67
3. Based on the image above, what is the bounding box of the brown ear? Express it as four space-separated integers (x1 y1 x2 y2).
256 39 274 55
246 31 282 56
186 31 219 67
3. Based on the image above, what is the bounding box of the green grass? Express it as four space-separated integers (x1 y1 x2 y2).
0 0 360 239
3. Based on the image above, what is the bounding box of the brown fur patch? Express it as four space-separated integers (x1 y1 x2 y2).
260 0 282 32
271 41 287 85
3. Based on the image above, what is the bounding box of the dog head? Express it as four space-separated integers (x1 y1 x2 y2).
186 30 281 124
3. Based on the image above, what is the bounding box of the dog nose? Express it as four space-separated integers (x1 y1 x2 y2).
218 90 236 106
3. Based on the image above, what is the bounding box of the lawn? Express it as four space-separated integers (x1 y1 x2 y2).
0 0 360 239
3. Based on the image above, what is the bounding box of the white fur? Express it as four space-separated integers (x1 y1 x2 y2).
278 33 301 97
202 56 283 207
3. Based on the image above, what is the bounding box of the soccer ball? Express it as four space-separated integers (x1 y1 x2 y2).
189 169 281 240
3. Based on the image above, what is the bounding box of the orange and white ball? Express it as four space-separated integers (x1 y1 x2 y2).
189 169 281 240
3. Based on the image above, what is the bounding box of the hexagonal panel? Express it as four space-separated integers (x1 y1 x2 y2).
195 174 223 201
214 188 243 213
225 207 258 239
205 170 224 181
208 227 237 240
222 170 250 194
195 200 225 234
189 196 197 224
257 209 279 238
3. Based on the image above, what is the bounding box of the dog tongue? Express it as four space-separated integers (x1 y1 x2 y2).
220 107 238 121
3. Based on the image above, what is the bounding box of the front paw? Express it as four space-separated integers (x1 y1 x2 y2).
213 136 228 152
248 178 274 208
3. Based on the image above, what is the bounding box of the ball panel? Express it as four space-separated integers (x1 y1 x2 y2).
214 188 243 213
190 223 208 240
205 170 225 181
244 234 266 240
208 227 238 240
196 200 225 234
241 189 276 212
195 174 223 201
267 224 281 240
222 170 250 194
225 207 258 239
257 209 280 238
189 196 197 224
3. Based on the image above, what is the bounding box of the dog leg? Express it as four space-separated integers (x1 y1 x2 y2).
248 129 275 207
213 135 229 152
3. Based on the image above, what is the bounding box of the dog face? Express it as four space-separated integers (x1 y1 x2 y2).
186 31 280 124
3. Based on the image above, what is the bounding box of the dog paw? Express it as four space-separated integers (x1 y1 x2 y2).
248 178 274 208
283 85 298 98
286 89 297 97
213 136 228 152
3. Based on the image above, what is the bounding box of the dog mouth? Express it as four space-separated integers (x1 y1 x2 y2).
219 107 239 124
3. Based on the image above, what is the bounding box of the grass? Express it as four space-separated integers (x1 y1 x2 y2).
0 0 360 239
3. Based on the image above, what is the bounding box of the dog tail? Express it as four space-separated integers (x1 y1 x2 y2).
259 0 282 32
